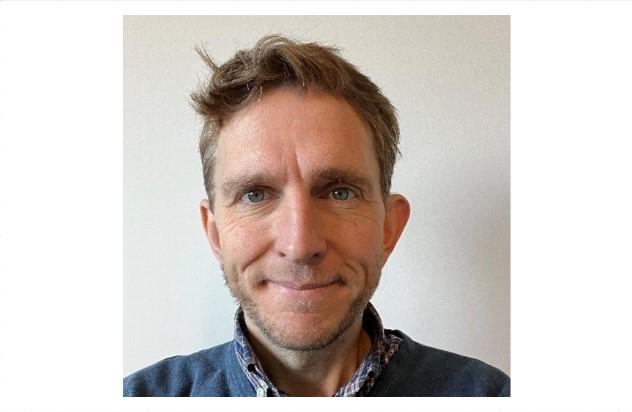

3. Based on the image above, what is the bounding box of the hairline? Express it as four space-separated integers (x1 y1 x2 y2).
205 84 390 209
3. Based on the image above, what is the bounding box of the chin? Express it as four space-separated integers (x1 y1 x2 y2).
247 304 361 352
263 320 349 351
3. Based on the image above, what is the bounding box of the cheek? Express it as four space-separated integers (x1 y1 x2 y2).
218 218 272 274
330 214 385 267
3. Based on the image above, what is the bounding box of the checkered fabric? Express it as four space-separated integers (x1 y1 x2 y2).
233 302 402 397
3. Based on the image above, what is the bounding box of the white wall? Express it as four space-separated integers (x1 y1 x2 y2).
124 15 510 377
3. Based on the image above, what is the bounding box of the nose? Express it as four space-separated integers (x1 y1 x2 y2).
273 190 327 266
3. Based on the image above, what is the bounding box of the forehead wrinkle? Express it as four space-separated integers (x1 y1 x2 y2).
215 88 380 199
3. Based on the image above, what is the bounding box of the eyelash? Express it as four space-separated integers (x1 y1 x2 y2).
240 188 269 204
328 186 358 201
237 186 360 205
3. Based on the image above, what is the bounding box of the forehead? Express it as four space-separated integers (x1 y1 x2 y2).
214 87 379 183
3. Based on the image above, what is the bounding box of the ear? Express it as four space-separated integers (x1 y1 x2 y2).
382 194 410 265
200 199 222 261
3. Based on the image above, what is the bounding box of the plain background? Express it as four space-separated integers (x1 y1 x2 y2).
123 15 510 376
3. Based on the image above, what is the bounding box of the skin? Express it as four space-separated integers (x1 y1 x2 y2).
200 86 410 396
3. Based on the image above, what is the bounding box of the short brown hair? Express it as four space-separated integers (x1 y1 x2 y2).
190 35 400 205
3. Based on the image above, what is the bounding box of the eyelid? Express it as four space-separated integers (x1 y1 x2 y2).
233 183 363 204
326 184 360 199
237 186 276 204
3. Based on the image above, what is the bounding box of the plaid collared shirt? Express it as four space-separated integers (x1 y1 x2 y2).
233 302 402 397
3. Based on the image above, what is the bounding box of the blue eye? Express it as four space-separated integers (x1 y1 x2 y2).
330 187 355 201
242 189 265 203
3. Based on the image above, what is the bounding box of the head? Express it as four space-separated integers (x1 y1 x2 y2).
192 35 410 351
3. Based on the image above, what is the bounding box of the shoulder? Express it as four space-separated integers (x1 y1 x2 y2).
123 341 252 396
372 330 510 396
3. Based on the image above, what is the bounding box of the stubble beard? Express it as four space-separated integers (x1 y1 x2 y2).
221 263 380 352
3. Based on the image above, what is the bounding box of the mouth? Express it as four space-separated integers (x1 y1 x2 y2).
263 278 345 301
268 279 342 290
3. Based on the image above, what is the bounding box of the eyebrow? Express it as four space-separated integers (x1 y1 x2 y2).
311 168 373 194
220 173 276 198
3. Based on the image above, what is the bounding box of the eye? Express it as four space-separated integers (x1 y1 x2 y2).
241 189 266 203
330 187 356 201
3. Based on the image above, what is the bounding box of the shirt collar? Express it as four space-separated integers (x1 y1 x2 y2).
232 302 402 396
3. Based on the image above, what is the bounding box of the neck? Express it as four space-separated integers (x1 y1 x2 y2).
244 316 372 397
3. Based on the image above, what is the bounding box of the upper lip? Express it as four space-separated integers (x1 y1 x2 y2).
270 280 339 290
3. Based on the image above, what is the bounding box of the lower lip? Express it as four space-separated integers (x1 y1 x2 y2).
266 281 342 298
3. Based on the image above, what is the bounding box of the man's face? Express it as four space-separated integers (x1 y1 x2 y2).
201 87 409 351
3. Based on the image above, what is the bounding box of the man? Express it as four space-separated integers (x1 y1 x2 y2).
124 35 510 397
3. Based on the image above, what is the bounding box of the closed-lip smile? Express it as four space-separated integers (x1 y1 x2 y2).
269 280 340 290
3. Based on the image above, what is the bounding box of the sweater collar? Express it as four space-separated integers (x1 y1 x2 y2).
232 302 402 396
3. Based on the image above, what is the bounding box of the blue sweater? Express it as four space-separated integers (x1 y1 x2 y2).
124 329 510 396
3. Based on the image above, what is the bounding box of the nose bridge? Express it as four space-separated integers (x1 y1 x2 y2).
274 187 326 264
